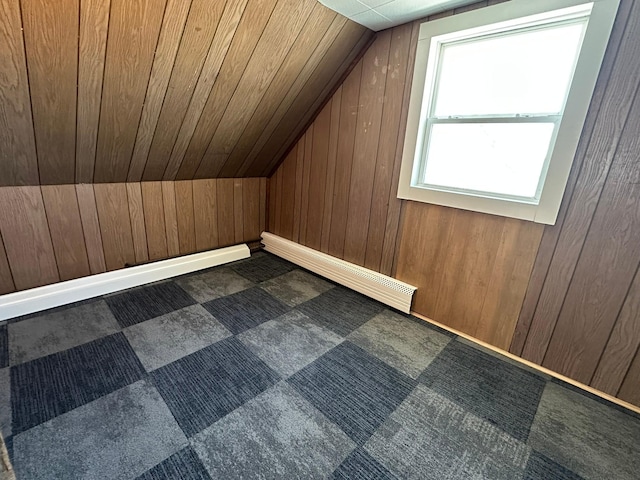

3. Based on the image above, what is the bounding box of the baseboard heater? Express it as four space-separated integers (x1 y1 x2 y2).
261 232 416 313
0 244 250 322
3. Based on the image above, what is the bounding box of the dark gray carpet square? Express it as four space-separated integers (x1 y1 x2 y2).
0 324 7 368
151 337 280 437
105 282 196 328
136 447 212 480
11 333 145 434
201 287 289 335
230 253 295 283
331 448 399 480
524 452 583 480
288 341 415 444
418 340 546 442
297 287 385 336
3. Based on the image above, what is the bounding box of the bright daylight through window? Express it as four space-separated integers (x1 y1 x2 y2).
398 0 620 224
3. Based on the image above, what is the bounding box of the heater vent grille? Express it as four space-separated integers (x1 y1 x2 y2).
261 232 417 313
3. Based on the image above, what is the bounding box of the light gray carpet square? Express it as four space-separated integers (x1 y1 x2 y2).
529 382 640 480
260 270 334 307
348 310 451 379
13 380 187 480
191 382 355 479
175 267 254 303
364 384 530 480
0 368 9 438
8 300 120 365
238 311 343 377
124 305 231 371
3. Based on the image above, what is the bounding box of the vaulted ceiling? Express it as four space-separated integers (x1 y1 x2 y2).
0 0 372 186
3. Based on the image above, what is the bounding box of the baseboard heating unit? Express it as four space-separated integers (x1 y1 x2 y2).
261 232 417 313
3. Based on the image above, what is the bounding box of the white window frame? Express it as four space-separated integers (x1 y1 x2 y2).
397 0 620 224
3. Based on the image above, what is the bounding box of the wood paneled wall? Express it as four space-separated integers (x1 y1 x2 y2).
0 0 372 186
268 0 640 407
0 179 266 293
511 0 640 407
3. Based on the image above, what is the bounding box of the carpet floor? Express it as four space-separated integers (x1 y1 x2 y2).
1 251 639 479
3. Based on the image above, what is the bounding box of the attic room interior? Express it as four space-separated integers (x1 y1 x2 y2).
1 0 639 478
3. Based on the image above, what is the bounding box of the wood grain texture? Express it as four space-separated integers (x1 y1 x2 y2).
0 0 38 185
618 348 640 405
143 0 226 180
0 232 14 294
141 182 168 261
320 89 341 253
41 185 91 281
279 147 297 241
126 183 149 264
21 0 78 184
243 178 261 241
233 179 244 243
0 187 59 289
76 0 110 183
259 178 267 235
217 179 235 247
177 0 278 180
343 30 391 266
224 3 338 177
164 0 249 180
175 180 196 255
94 183 136 270
76 184 107 274
94 0 166 182
162 181 180 257
192 179 218 251
127 0 192 181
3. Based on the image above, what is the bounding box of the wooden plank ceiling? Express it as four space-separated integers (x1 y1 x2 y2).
0 0 372 186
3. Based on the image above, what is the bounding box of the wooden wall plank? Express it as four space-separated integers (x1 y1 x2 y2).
0 0 38 185
94 0 166 182
520 1 640 365
365 25 412 272
192 179 218 251
279 147 297 240
164 0 249 180
328 62 362 258
175 180 196 255
618 348 640 406
298 126 313 245
255 21 372 177
141 182 168 261
217 179 235 247
268 175 276 233
224 4 338 177
381 21 420 277
343 30 392 266
591 266 640 395
197 0 317 178
126 183 149 264
21 0 78 184
292 136 305 243
0 231 15 294
305 101 331 250
127 0 192 181
475 220 544 350
233 179 244 243
320 87 341 253
162 181 180 257
143 0 227 180
176 0 278 180
94 183 136 270
0 187 60 289
259 177 267 235
274 166 283 235
76 184 107 274
242 178 261 241
41 185 91 281
76 0 110 183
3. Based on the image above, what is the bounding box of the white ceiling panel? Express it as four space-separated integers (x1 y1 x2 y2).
318 0 481 31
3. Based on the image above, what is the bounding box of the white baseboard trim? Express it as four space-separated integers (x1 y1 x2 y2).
0 244 250 322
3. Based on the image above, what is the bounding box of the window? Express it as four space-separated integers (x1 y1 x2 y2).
398 0 620 224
